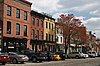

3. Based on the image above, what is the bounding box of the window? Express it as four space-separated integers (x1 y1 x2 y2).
56 36 59 42
36 30 39 39
16 23 20 35
60 37 62 42
40 20 43 27
36 19 39 26
7 5 11 16
46 33 48 40
52 24 53 30
49 34 50 41
41 31 43 40
7 21 11 34
49 23 50 29
46 22 48 28
52 35 53 41
16 8 20 18
32 18 35 25
24 11 27 20
32 29 34 39
24 25 27 36
57 28 59 34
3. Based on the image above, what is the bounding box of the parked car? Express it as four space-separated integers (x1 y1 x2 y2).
88 51 97 58
55 51 66 60
21 50 46 62
84 53 89 58
0 52 10 65
53 54 61 61
8 52 29 64
67 52 86 59
38 51 55 61
97 51 100 57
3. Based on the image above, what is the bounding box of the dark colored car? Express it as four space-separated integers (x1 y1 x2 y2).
39 51 54 61
8 52 29 64
55 51 66 60
21 50 46 62
0 52 10 65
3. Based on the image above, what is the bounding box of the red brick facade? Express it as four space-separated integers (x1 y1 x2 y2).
1 0 32 52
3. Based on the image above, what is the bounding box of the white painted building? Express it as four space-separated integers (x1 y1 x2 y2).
55 22 64 52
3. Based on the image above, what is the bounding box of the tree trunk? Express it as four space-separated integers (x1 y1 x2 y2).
67 35 71 54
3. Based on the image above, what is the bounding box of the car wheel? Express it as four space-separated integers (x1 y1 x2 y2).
2 62 6 65
20 62 24 64
76 56 79 59
39 60 42 62
12 59 18 64
32 57 37 62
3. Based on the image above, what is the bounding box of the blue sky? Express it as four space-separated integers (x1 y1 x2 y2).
27 0 100 38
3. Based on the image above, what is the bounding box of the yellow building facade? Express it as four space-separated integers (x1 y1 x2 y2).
43 16 56 51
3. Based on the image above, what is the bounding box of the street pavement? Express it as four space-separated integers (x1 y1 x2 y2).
3 57 100 66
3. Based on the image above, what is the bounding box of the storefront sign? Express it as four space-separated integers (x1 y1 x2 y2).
8 46 14 48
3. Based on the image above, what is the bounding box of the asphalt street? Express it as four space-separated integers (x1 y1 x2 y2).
3 57 100 66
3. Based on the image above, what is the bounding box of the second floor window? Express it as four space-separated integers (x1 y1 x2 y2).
41 31 43 40
7 21 11 34
52 24 53 30
32 29 35 39
46 22 48 28
7 5 11 16
24 25 27 36
49 34 50 41
46 33 48 41
36 30 39 39
24 11 27 20
52 35 53 41
16 23 20 35
60 37 62 42
16 8 20 18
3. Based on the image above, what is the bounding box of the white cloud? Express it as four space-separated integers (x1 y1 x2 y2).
27 0 100 38
27 0 59 13
69 3 99 12
85 17 100 32
84 17 100 38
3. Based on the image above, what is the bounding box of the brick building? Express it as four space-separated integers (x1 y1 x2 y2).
0 0 32 52
30 10 44 52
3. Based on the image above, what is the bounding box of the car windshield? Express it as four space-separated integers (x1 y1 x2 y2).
9 52 23 55
0 52 8 55
92 52 95 54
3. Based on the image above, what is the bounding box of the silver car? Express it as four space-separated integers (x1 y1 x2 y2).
8 52 29 64
67 52 86 59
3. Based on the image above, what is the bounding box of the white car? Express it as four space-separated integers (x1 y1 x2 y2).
88 51 97 58
67 52 86 59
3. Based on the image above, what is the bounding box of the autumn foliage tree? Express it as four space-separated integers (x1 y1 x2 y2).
57 14 83 54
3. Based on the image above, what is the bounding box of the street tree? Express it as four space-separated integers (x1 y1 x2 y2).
57 14 83 54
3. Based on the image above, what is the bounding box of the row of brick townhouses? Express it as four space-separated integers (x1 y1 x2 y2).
0 0 56 52
0 0 99 52
30 11 56 52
